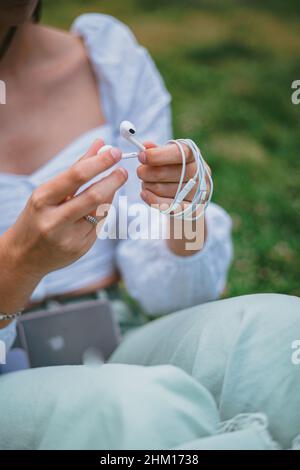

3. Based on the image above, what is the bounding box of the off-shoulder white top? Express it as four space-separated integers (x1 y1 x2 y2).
0 14 232 351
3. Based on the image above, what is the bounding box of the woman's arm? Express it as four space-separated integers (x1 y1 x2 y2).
0 235 43 328
138 141 212 256
0 140 127 332
76 14 232 315
106 19 233 314
117 203 232 316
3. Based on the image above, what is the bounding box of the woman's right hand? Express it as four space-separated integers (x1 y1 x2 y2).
2 139 127 280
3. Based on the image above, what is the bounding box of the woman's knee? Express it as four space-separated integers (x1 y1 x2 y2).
219 294 300 448
38 364 219 450
243 293 299 322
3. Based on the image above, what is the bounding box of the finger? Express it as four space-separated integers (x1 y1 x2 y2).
140 189 174 210
76 215 105 238
138 143 194 166
73 218 98 248
137 162 197 183
58 167 128 222
80 139 105 160
85 225 98 243
62 140 106 204
84 214 107 237
143 141 158 149
142 182 196 202
74 217 95 238
41 147 123 205
140 189 188 214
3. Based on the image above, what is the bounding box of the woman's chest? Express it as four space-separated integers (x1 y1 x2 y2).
0 56 105 175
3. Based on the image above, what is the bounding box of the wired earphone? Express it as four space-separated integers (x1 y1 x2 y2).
98 121 213 221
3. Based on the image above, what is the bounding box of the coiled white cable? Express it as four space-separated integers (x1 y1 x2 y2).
100 122 213 222
160 139 213 221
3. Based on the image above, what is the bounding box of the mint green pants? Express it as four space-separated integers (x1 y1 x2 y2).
0 294 299 450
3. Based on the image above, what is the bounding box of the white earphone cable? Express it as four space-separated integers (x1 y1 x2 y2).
119 121 213 222
160 139 213 221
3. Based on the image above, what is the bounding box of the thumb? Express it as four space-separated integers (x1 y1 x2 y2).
143 141 158 149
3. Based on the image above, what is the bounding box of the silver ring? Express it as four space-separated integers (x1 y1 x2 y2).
84 215 99 226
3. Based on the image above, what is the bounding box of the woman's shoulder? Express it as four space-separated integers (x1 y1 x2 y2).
72 12 133 32
70 13 170 127
71 13 139 56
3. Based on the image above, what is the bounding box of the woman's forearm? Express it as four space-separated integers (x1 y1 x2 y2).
0 231 42 329
167 216 206 257
0 141 127 330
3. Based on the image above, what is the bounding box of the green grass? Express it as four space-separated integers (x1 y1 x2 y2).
42 0 300 297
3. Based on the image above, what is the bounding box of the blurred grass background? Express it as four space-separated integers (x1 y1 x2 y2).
42 0 300 298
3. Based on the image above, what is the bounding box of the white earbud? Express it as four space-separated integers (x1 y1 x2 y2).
95 122 212 221
97 144 113 155
97 144 138 160
120 121 145 151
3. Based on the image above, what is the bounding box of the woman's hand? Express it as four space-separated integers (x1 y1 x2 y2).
136 142 211 256
137 142 210 210
0 140 127 321
6 140 127 277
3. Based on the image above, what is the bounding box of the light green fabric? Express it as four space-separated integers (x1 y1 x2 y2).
0 363 219 450
0 293 299 450
111 294 300 448
174 427 280 450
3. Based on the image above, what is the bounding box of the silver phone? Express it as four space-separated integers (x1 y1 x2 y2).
16 299 121 368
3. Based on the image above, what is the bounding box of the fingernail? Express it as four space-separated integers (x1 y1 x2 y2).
118 167 128 178
138 151 147 164
111 147 122 162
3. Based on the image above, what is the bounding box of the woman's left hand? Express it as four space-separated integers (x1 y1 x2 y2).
137 142 210 210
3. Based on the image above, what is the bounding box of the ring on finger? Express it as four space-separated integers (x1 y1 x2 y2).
84 215 99 226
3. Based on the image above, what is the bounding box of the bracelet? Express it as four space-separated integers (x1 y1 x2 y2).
0 310 24 321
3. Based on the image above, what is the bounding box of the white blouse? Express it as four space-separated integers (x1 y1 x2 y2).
0 14 232 350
